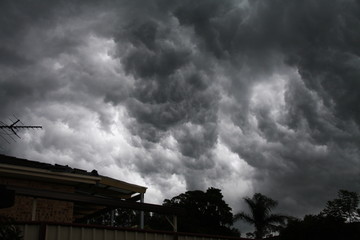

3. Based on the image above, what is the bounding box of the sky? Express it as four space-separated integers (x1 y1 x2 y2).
1 0 360 228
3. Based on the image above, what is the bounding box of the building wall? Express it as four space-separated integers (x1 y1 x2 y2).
0 176 74 223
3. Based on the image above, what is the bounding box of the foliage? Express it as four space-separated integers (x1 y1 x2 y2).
279 214 360 240
320 189 360 222
87 208 150 228
234 193 288 239
280 189 360 240
114 209 143 228
150 187 240 236
0 215 23 240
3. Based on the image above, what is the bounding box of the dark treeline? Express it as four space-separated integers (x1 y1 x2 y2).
88 188 360 240
278 189 360 240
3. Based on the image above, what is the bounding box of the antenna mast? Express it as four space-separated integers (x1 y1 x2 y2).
0 116 42 143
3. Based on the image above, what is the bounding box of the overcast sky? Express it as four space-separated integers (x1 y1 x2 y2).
1 0 360 226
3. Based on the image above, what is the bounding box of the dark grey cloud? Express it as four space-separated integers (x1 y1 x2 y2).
0 0 360 231
212 0 360 216
0 47 31 67
114 15 221 164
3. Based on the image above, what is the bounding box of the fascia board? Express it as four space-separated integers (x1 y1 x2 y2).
0 163 101 185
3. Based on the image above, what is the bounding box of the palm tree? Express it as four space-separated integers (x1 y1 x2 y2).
234 193 287 239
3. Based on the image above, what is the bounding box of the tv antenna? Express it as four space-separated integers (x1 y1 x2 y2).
0 116 42 144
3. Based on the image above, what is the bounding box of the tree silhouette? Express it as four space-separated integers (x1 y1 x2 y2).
150 187 240 236
234 193 287 239
280 189 360 240
280 214 360 240
321 190 359 223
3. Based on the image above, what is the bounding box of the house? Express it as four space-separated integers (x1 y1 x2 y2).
0 154 178 227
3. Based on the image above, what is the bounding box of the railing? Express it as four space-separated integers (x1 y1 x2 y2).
16 222 250 240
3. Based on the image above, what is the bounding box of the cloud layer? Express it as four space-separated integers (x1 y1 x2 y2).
1 0 359 220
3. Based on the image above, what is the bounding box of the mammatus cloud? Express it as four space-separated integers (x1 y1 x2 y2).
1 0 359 226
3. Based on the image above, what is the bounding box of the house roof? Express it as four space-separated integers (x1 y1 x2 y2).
0 154 146 195
0 154 99 176
0 154 151 220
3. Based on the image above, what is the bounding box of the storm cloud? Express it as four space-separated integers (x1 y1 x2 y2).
1 0 359 223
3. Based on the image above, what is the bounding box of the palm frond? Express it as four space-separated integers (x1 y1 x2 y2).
265 214 288 225
234 212 255 224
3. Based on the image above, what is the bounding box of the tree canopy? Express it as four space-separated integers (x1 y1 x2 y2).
279 190 360 240
320 189 360 222
280 214 360 240
150 187 239 236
